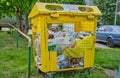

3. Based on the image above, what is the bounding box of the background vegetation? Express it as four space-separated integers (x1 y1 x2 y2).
93 0 120 25
0 0 120 77
0 0 119 33
0 31 120 78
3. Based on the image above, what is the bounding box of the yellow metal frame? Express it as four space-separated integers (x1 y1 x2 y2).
29 2 102 73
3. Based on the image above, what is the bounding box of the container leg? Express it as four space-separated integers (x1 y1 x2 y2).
47 72 55 78
87 69 91 75
43 73 47 78
85 68 91 75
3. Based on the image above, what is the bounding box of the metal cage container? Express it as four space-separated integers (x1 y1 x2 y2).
28 2 102 73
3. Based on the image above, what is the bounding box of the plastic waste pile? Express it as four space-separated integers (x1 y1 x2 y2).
48 24 94 69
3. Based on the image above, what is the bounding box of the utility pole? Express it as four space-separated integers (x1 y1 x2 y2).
85 0 93 5
114 0 120 25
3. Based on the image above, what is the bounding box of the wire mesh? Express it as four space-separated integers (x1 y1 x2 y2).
47 23 94 69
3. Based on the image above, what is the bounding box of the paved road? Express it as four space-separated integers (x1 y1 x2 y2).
1 27 9 31
95 42 109 49
104 69 118 78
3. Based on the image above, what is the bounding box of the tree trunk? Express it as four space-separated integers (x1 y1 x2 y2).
16 12 20 29
16 4 24 32
16 12 24 32
24 13 29 34
19 12 23 32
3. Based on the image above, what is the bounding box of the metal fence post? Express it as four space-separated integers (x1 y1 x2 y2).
0 23 32 78
10 27 13 37
28 47 31 78
118 65 120 78
16 31 18 48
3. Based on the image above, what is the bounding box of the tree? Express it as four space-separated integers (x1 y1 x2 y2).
93 0 119 25
38 0 85 4
0 0 35 33
0 0 85 33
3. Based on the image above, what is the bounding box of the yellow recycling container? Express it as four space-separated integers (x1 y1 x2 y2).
28 2 102 73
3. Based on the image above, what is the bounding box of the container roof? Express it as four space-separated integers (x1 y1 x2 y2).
29 2 102 18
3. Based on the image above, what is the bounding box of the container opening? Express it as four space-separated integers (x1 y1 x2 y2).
78 7 94 12
45 4 94 12
46 5 63 11
47 23 94 70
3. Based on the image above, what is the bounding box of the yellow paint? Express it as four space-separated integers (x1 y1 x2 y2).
28 2 102 73
49 51 57 71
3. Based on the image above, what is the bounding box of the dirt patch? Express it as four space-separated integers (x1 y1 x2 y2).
4 45 9 49
104 69 118 78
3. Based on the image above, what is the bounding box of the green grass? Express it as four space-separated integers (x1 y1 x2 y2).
0 31 39 78
0 31 119 78
95 48 120 70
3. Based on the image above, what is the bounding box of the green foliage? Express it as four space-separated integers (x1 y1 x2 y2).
0 0 85 17
117 15 120 25
0 0 85 32
0 0 37 32
39 0 85 4
1 0 119 25
93 0 119 25
0 0 36 17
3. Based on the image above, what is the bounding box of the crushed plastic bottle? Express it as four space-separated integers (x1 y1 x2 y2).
59 61 68 69
57 55 68 69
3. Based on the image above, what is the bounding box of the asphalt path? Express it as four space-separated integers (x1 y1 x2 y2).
95 42 109 49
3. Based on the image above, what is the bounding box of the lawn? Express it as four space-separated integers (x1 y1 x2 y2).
95 48 120 70
0 31 120 78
